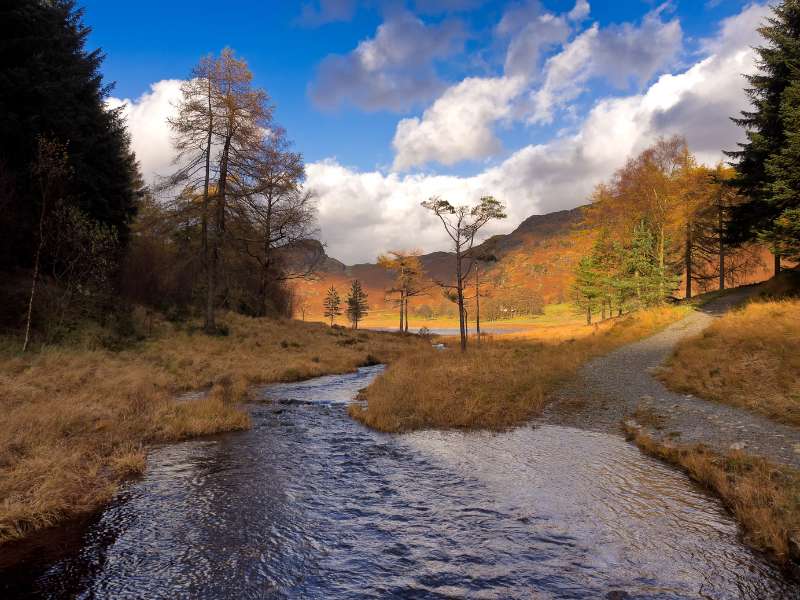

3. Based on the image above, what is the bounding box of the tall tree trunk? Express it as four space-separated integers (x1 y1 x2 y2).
22 200 48 353
399 290 404 332
210 133 232 327
202 79 215 333
456 248 466 352
718 195 725 291
475 267 481 345
404 295 409 333
774 253 781 275
658 224 665 300
685 220 692 299
586 305 592 326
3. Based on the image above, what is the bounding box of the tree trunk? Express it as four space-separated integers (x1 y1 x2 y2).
404 295 409 333
774 253 782 275
22 203 47 353
718 194 725 291
399 290 404 333
685 220 692 300
202 78 215 333
658 225 665 300
456 248 466 352
475 268 481 345
586 305 592 326
209 132 232 331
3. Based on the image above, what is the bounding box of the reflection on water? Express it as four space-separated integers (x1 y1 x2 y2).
1 365 795 599
365 326 524 336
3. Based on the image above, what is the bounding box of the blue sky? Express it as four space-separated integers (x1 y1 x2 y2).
89 1 771 262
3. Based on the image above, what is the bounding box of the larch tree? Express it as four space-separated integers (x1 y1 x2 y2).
167 55 220 332
377 250 426 333
346 280 369 329
421 195 506 352
234 126 318 315
167 49 274 332
323 286 342 326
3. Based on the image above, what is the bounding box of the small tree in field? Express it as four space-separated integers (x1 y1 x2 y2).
323 286 341 326
346 280 369 329
421 195 506 352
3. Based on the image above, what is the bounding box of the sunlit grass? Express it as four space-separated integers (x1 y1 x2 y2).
0 313 425 544
660 299 800 425
625 424 800 565
350 305 688 432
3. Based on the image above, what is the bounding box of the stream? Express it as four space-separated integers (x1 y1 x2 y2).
1 365 796 599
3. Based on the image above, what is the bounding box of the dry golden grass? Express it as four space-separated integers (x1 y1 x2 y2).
0 313 424 544
661 299 800 425
625 425 800 565
350 305 688 432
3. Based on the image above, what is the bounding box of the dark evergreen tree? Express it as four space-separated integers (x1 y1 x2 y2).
726 0 800 263
0 0 141 270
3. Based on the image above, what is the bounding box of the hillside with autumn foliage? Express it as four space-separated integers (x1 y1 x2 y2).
294 173 776 326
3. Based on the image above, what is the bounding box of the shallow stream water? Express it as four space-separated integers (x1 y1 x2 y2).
1 366 796 598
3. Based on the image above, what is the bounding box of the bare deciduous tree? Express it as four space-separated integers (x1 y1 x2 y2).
421 195 506 352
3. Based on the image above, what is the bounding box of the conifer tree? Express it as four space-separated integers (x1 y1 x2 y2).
573 255 601 325
727 0 800 265
323 286 341 326
346 280 369 329
0 0 140 270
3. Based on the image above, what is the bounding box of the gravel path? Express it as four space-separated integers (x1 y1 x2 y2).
543 286 800 469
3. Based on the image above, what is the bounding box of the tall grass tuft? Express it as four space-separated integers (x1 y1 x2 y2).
350 305 687 432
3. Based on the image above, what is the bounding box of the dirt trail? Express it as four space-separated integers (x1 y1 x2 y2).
544 286 800 469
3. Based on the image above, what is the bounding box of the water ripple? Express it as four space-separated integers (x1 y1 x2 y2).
1 365 795 599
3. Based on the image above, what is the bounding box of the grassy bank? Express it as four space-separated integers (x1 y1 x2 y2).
0 313 424 544
624 425 800 566
660 298 800 426
350 305 688 432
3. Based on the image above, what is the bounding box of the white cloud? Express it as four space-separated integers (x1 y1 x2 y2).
390 1 681 169
117 3 769 264
530 7 683 124
309 12 465 111
107 80 184 184
568 0 590 23
391 76 525 171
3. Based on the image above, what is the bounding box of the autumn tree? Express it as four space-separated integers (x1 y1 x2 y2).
323 286 341 326
346 280 369 329
421 195 506 351
22 138 70 352
232 126 318 316
167 49 273 332
167 55 220 331
377 250 426 333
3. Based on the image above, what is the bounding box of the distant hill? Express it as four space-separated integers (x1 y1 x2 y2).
292 203 776 321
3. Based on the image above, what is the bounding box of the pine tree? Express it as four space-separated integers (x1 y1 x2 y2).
726 0 800 264
573 256 601 325
764 78 800 260
0 0 140 270
346 280 369 329
625 220 680 306
323 286 341 326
